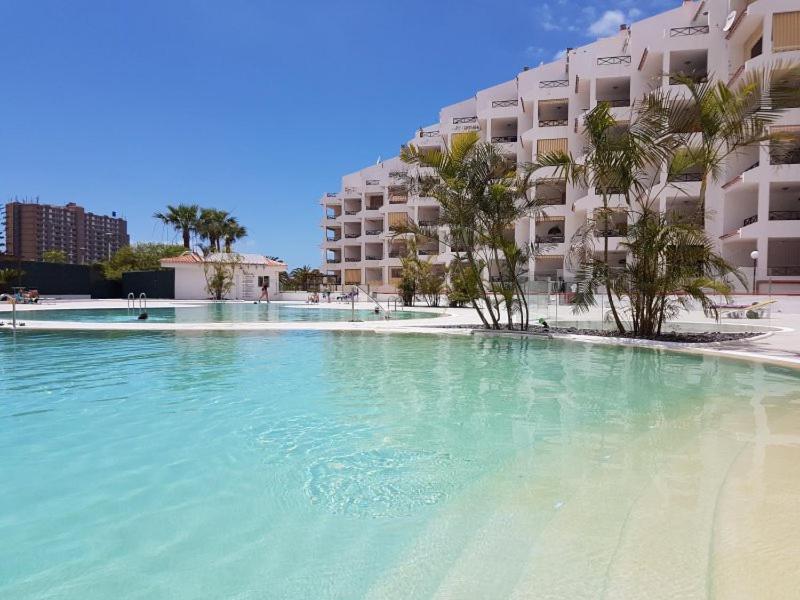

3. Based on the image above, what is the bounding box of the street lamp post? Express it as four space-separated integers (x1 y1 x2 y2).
750 250 759 294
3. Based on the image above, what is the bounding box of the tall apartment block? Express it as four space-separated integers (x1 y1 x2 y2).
320 0 800 294
4 201 129 264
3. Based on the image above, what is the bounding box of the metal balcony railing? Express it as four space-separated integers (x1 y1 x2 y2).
366 204 382 211
535 234 565 243
389 171 407 178
597 55 631 66
669 74 709 85
419 130 440 138
365 255 382 261
418 249 439 256
596 227 628 238
539 79 569 88
769 266 800 276
491 99 518 108
388 251 408 258
537 195 566 206
539 119 568 127
365 179 380 185
389 195 408 204
344 233 360 238
418 219 439 226
598 99 629 108
326 215 338 220
491 135 518 143
344 257 360 262
670 25 709 37
769 210 800 221
326 259 341 264
344 210 359 215
326 237 341 242
743 214 758 226
325 192 338 197
770 147 800 165
365 229 383 235
452 116 478 124
668 172 704 182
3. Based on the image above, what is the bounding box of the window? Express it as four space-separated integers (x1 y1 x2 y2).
257 276 270 287
537 138 568 154
773 11 800 53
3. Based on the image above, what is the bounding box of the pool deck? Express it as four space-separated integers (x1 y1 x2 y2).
2 296 800 369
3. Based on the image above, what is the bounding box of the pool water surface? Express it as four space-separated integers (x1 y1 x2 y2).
0 330 798 599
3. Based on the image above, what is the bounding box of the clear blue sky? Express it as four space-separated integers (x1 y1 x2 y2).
0 0 672 268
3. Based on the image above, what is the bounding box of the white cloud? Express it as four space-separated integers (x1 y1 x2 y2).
553 49 567 61
588 10 626 37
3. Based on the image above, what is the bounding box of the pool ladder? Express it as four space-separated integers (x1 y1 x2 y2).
127 292 148 318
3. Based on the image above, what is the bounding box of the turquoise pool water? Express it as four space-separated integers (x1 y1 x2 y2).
9 303 435 323
1 331 798 599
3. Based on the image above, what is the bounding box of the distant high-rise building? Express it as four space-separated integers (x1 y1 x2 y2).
4 200 129 264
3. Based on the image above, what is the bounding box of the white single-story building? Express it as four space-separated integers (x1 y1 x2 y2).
160 252 287 300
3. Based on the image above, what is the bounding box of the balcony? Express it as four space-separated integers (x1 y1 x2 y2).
389 194 409 204
491 135 518 143
669 74 708 85
598 99 629 108
365 254 382 261
365 179 380 186
419 130 439 138
365 228 383 235
769 210 800 221
492 99 518 108
535 234 565 243
668 172 703 183
453 116 478 124
769 266 800 276
389 170 407 179
344 210 360 215
597 55 631 66
743 214 758 227
669 25 709 37
771 146 800 166
537 194 566 206
596 225 628 238
326 258 341 264
538 119 568 127
418 248 439 256
344 257 360 263
344 232 360 239
388 250 408 258
539 80 568 88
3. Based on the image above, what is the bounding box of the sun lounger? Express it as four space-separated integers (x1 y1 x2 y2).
720 299 776 319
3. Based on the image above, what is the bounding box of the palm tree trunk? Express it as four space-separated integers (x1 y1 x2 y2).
182 227 191 249
602 222 625 332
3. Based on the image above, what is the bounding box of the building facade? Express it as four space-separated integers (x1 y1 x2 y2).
160 252 287 300
320 0 800 294
4 201 129 264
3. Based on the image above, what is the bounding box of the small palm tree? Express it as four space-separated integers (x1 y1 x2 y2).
222 217 247 253
153 204 200 249
196 208 230 253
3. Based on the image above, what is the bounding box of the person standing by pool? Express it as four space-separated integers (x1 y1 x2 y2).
259 282 270 303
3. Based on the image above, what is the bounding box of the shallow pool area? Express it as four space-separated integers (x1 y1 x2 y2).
7 302 437 324
1 330 798 599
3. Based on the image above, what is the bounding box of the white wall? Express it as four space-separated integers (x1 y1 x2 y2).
170 264 284 300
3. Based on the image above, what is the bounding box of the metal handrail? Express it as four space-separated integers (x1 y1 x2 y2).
538 119 568 127
491 135 518 143
492 99 518 108
452 116 478 124
597 55 631 65
539 80 569 88
419 130 439 138
354 284 391 319
743 215 758 226
127 292 135 310
670 25 709 37
769 210 800 221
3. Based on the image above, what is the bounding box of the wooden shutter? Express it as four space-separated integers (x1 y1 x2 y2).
773 11 800 52
537 138 568 154
388 212 408 229
345 269 361 284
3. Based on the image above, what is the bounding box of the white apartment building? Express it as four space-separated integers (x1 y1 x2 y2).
320 0 800 295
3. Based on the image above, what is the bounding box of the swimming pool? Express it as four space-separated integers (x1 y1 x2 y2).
8 303 437 323
1 330 798 598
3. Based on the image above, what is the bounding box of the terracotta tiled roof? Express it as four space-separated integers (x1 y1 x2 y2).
160 252 286 267
161 252 203 264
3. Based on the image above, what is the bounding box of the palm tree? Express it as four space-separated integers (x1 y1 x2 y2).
528 102 661 330
222 216 247 253
153 204 200 249
601 208 744 337
402 132 539 329
196 208 230 253
289 265 323 291
642 62 800 211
